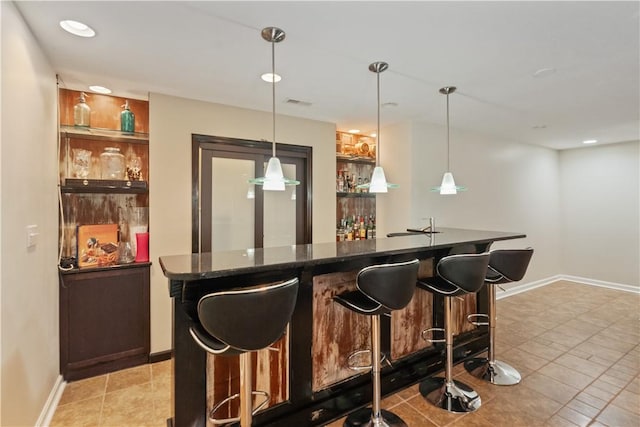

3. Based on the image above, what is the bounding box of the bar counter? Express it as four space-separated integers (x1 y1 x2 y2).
160 227 525 427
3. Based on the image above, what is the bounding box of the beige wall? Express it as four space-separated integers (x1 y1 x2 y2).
560 141 640 287
1 2 59 425
148 93 336 352
407 121 563 284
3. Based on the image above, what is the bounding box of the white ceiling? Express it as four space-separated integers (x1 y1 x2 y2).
15 1 640 150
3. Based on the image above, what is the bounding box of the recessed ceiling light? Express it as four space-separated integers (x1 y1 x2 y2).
89 85 111 94
348 129 360 134
532 67 556 78
59 20 96 38
261 73 281 83
583 139 597 144
370 133 377 138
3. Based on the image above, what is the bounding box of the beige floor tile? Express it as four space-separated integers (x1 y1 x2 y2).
50 395 103 427
553 353 609 378
596 403 640 426
59 376 107 405
106 364 152 394
609 389 640 415
538 362 595 389
101 382 156 427
565 398 601 419
555 406 592 427
521 372 580 405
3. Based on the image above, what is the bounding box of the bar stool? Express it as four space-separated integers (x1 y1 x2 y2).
418 253 490 413
464 248 534 385
188 277 299 427
334 259 420 427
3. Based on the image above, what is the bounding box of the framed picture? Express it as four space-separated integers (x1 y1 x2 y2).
77 224 118 268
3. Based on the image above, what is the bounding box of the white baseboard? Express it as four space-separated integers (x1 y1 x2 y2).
560 275 640 294
497 274 639 300
36 375 65 426
496 275 563 299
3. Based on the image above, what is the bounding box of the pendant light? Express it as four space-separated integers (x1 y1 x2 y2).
357 61 398 193
249 27 300 191
431 86 466 195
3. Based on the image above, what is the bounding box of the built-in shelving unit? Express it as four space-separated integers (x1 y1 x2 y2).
58 88 151 381
336 131 377 240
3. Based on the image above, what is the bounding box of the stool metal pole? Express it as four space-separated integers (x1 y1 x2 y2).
371 314 383 424
465 283 522 385
239 352 252 427
419 296 481 413
344 314 408 427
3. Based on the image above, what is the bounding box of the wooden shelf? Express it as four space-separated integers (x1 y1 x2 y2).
336 192 376 198
62 178 148 194
61 125 149 144
336 155 375 165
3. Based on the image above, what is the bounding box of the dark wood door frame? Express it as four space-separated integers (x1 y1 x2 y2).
192 134 312 253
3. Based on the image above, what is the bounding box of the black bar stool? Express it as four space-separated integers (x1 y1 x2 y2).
418 253 490 413
465 248 534 385
334 259 420 427
188 277 299 427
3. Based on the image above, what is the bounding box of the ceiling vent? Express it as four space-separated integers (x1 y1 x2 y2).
285 98 312 107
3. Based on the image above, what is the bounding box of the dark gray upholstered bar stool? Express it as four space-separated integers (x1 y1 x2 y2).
334 259 420 427
464 248 534 385
189 278 299 427
418 253 490 413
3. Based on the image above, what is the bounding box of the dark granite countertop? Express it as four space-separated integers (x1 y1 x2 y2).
159 228 525 281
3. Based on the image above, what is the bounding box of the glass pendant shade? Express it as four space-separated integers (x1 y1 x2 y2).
249 26 299 191
356 61 397 194
249 156 299 191
369 166 389 193
439 172 460 195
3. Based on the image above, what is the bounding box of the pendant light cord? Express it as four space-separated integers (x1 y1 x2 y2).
271 37 276 158
446 91 450 172
376 70 381 166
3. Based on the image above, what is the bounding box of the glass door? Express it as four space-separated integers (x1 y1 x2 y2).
193 135 311 253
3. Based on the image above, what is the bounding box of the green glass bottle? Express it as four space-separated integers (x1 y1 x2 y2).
120 100 135 133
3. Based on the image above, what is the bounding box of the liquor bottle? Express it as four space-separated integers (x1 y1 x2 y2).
346 217 354 241
359 219 366 239
73 92 91 127
371 216 376 239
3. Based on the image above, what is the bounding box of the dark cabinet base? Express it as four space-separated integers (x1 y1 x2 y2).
60 263 150 381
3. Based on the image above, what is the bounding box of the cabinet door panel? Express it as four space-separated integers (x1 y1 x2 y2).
60 266 150 380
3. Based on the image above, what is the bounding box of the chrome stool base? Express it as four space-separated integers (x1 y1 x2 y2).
419 377 481 413
464 358 521 386
344 407 407 427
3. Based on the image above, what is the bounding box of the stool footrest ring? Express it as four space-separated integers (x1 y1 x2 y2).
347 349 389 371
467 313 489 326
209 390 271 424
421 327 445 343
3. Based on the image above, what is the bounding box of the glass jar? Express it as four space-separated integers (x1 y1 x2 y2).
100 147 125 179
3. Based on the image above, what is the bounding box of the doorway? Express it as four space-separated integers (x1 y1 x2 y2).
192 134 312 253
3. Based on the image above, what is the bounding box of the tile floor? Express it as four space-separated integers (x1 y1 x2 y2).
51 281 639 427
